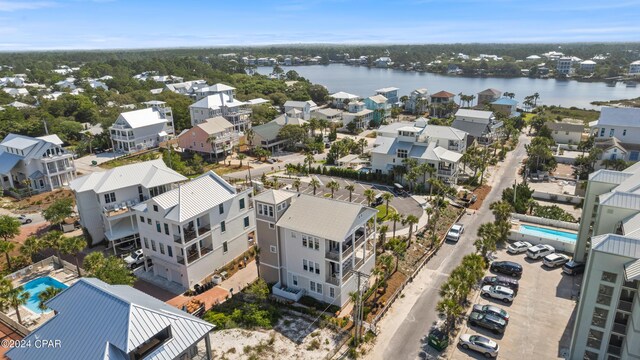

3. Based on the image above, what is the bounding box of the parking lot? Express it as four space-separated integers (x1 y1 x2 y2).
451 248 580 359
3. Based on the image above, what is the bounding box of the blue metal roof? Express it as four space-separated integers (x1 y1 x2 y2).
0 152 21 174
491 97 518 106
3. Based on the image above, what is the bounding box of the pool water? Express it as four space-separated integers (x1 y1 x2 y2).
22 276 68 313
520 224 578 242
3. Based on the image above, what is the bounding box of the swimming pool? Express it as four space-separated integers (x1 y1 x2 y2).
519 224 578 242
22 276 68 313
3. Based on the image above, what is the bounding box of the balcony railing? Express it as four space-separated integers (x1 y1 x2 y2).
608 345 622 356
200 246 213 256
184 229 197 243
438 168 454 176
612 322 627 335
618 300 633 312
177 255 185 265
174 235 182 244
103 199 141 217
326 275 340 286
187 251 199 263
198 224 211 235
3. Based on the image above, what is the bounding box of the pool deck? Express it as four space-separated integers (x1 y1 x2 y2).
5 264 79 331
511 220 578 235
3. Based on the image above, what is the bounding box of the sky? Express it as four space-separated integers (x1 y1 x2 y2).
1 0 640 50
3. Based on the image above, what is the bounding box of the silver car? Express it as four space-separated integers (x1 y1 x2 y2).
507 241 532 254
459 334 499 358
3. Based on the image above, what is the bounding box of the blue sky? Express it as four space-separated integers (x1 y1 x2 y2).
1 0 639 50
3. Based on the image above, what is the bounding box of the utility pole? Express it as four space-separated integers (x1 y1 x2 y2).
351 269 370 347
513 179 517 205
42 119 49 135
479 144 488 185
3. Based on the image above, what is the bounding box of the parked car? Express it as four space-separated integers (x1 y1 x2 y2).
527 244 555 260
468 311 507 334
16 215 32 225
117 242 137 253
482 276 519 294
543 253 571 268
481 285 515 303
124 249 145 268
490 261 523 277
562 260 585 275
446 223 465 242
458 334 499 358
372 193 384 207
507 241 532 254
472 304 510 322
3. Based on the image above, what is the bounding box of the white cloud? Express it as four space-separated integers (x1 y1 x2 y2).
0 1 56 12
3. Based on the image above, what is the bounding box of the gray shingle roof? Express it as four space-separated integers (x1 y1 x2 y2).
277 195 377 241
594 106 640 127
5 278 213 360
546 122 585 133
451 119 490 138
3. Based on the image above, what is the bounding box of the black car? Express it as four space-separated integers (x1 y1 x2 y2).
482 276 519 293
562 260 585 275
468 311 507 334
490 261 523 277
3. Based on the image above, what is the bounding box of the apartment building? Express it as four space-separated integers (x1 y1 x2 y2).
0 134 76 193
189 92 251 132
6 278 214 360
569 162 640 360
134 171 255 290
177 116 238 159
452 109 502 145
109 101 175 154
371 120 467 186
254 190 377 307
70 159 186 249
589 107 640 162
557 57 574 75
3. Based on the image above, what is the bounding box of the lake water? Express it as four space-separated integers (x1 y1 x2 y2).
256 64 640 110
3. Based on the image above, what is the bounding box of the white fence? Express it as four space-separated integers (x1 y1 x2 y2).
510 213 579 230
532 190 583 205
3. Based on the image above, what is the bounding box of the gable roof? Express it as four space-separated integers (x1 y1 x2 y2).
451 119 491 138
375 87 399 93
594 106 640 127
0 133 65 161
478 88 501 96
252 121 282 141
6 278 212 360
69 159 186 194
546 122 585 133
330 91 360 99
284 100 317 108
591 234 640 259
431 90 455 98
118 108 166 129
151 171 237 222
194 116 234 135
253 189 296 204
422 125 467 141
367 94 388 104
189 94 246 110
276 194 377 241
455 109 494 121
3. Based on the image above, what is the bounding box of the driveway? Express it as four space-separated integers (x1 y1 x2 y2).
365 133 531 360
450 249 579 359
74 152 118 175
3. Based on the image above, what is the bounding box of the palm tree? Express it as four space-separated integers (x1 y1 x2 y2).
254 246 261 279
382 192 393 215
38 286 62 312
403 214 419 249
237 153 247 167
357 138 368 154
318 119 329 136
533 92 540 107
378 253 394 280
245 128 255 149
490 200 513 223
436 297 463 333
20 236 42 263
293 178 301 193
378 224 389 250
308 118 320 136
475 223 499 260
345 184 355 202
425 207 434 231
310 178 320 195
0 241 15 269
42 231 66 264
2 281 29 325
272 177 280 189
83 131 94 154
305 153 314 174
326 180 340 198
206 135 218 162
389 212 403 239
389 238 406 273
363 189 376 206
62 236 87 276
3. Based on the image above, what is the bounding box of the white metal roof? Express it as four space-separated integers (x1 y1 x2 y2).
455 109 494 121
69 159 186 194
368 94 388 104
152 171 237 222
624 258 640 281
330 91 360 99
253 189 296 204
118 108 166 129
593 106 640 127
5 278 213 360
375 87 399 93
189 93 246 110
589 169 633 184
599 191 640 211
591 234 640 259
423 125 467 141
194 116 234 135
1 136 38 150
37 134 64 145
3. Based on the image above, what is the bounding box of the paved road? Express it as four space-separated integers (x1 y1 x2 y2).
370 133 531 360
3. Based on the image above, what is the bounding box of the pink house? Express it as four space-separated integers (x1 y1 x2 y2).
177 116 239 159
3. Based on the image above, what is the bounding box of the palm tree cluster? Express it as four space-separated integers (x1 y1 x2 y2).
436 254 486 332
19 231 87 277
457 93 476 108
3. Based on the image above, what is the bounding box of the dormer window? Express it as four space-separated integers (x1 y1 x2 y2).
131 326 172 360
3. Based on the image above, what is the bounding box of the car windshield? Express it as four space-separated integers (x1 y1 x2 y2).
449 228 459 234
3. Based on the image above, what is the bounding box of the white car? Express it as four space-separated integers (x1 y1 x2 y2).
543 253 570 268
16 215 32 225
124 249 145 268
446 223 464 242
458 334 499 358
507 241 532 254
526 244 555 260
481 285 514 303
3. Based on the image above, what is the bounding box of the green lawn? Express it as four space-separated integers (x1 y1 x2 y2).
375 204 397 221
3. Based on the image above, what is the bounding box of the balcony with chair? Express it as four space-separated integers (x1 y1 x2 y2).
103 199 141 218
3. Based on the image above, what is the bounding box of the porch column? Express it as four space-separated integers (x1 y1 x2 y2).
204 334 212 360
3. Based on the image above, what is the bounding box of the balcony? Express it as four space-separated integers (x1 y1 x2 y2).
197 224 211 235
611 322 627 335
111 134 135 141
184 229 197 243
272 282 304 302
174 235 183 244
200 246 213 256
618 300 633 312
177 255 185 265
608 345 622 356
103 199 141 217
437 168 454 176
326 274 340 286
187 250 199 263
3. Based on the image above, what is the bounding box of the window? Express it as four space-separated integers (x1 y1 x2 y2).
222 241 228 253
220 221 226 233
397 149 408 159
159 243 165 255
623 129 627 136
292 275 298 286
239 198 245 210
140 216 145 223
258 203 273 217
583 350 599 360
302 235 308 247
314 238 319 250
270 245 277 253
600 128 605 137
104 192 116 204
156 221 161 233
144 238 149 249
147 218 151 225
309 261 315 273
591 307 609 328
244 217 250 228
316 283 322 294
597 284 614 306
609 129 615 137
315 262 320 274
586 328 604 349
167 246 173 257
269 223 275 229
153 205 158 212
164 223 169 235
151 240 157 251
602 272 618 283
329 287 335 298
268 205 274 217
303 259 308 271
310 281 316 293
219 203 224 214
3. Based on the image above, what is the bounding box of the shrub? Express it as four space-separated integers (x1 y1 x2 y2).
306 339 321 351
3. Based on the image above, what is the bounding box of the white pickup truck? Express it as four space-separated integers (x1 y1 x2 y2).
446 223 465 242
